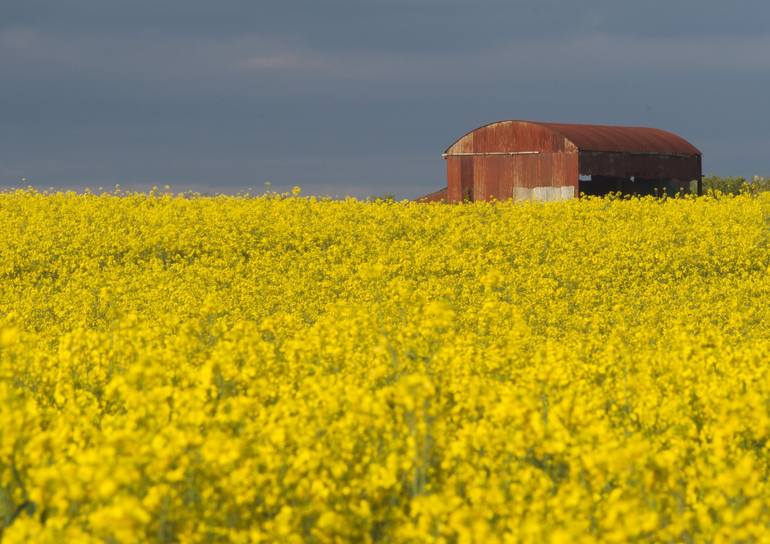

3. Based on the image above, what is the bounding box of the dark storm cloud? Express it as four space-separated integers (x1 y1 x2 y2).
1 0 769 197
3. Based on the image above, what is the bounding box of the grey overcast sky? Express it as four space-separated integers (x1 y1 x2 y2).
1 1 769 198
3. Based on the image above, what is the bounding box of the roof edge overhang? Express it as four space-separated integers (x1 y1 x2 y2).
442 150 699 159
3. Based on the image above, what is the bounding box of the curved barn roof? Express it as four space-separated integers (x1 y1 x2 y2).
444 120 701 156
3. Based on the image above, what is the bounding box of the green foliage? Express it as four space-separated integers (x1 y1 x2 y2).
703 175 770 196
367 193 397 202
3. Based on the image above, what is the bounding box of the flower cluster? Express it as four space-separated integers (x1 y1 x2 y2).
2 189 770 542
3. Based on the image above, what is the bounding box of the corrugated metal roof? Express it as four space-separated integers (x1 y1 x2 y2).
445 120 701 156
539 122 701 155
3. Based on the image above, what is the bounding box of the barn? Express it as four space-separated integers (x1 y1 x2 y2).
420 120 702 202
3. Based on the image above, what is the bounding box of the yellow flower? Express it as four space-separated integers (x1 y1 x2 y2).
1 189 770 541
0 327 19 346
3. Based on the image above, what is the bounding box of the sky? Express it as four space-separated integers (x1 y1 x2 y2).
1 0 769 198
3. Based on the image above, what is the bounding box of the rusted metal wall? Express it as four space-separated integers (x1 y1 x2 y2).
578 152 701 182
443 121 701 203
447 120 700 156
446 157 474 202
473 155 505 200
446 157 463 202
514 152 578 201
452 152 578 202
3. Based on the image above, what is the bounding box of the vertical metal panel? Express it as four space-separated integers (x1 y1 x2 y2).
446 157 463 203
543 154 553 187
474 156 493 200
446 156 476 202
498 157 514 201
490 157 503 200
473 156 485 200
504 152 578 201
564 152 579 196
472 156 516 201
511 155 523 198
461 157 474 201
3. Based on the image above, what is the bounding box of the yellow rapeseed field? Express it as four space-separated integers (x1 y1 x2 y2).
2 189 770 543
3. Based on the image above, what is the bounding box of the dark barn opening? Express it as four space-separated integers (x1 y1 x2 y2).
579 175 693 197
418 121 702 202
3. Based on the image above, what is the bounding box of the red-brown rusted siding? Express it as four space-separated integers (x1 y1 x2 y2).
513 153 579 198
446 158 463 202
539 122 700 155
446 157 475 202
450 152 579 202
474 155 506 200
448 121 573 154
445 120 699 156
460 157 474 200
440 120 701 202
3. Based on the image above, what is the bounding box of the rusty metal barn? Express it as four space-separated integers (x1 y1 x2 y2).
421 120 702 202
